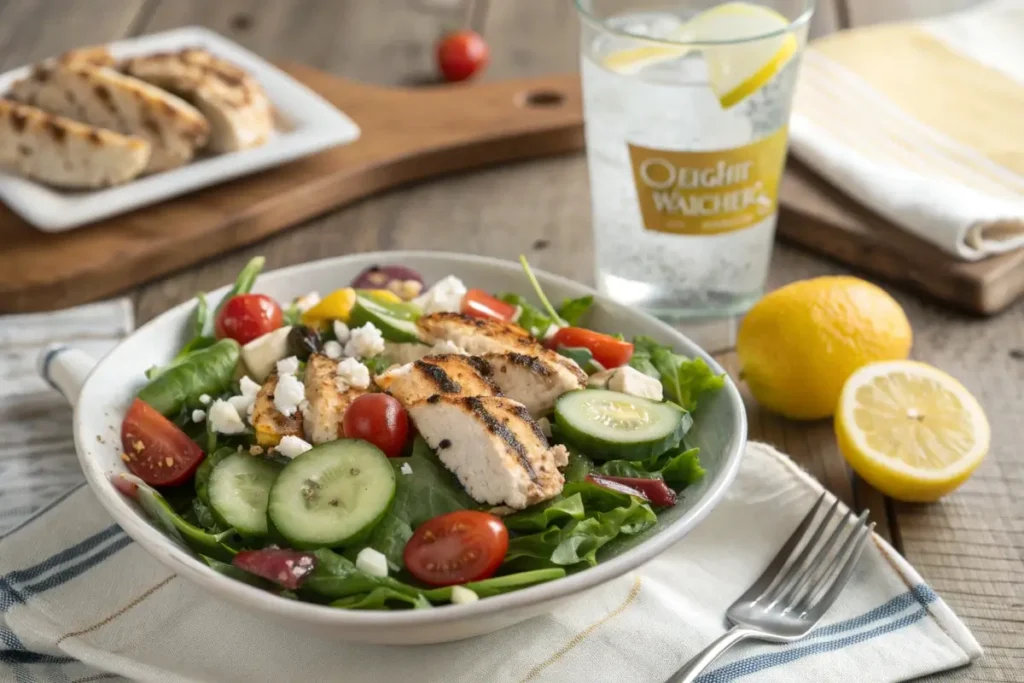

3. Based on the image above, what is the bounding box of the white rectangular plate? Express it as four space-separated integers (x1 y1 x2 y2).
0 26 360 231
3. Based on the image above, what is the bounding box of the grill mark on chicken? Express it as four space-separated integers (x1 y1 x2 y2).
439 439 451 449
426 394 441 404
502 352 553 377
466 355 493 378
510 402 547 442
414 360 462 394
463 397 538 482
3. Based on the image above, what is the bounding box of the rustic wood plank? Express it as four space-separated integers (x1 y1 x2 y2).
0 0 146 70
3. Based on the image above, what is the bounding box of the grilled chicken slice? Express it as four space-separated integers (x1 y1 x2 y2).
0 99 150 188
9 63 210 172
382 339 466 366
375 355 501 405
472 352 586 417
123 48 274 153
251 374 304 448
417 312 587 389
302 353 367 444
408 395 568 509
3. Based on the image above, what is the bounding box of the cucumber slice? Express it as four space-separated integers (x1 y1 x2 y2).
554 389 691 461
208 453 281 536
267 439 396 548
349 294 422 343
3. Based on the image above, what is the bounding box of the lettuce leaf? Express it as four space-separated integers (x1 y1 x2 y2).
500 293 553 338
557 296 593 326
631 336 725 411
595 447 705 490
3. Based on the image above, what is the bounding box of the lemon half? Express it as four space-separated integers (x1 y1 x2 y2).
601 2 799 108
835 361 990 502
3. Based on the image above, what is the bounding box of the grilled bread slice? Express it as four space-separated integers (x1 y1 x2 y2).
123 48 273 153
0 98 149 188
8 63 210 172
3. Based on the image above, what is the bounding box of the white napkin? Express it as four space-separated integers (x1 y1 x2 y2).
0 303 982 683
790 0 1024 261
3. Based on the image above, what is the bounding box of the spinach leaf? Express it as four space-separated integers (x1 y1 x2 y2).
596 447 704 491
137 339 240 417
503 494 585 533
499 293 553 338
192 498 225 533
422 568 566 600
132 477 237 563
202 556 273 589
189 292 209 339
631 336 725 411
282 301 302 327
557 296 593 326
556 345 604 373
304 549 423 602
331 587 429 610
364 438 476 570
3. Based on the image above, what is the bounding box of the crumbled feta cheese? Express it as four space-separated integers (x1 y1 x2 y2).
276 435 313 459
198 394 211 405
333 320 350 344
587 368 616 390
542 323 562 340
208 400 246 434
608 366 663 401
537 416 552 438
295 291 321 313
400 462 413 475
274 373 306 416
412 275 467 314
451 585 479 605
344 322 385 359
276 355 300 376
322 340 343 360
228 394 256 416
191 409 206 423
239 375 261 397
335 357 371 391
355 547 389 578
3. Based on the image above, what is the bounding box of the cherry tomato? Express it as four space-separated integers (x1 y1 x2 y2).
404 511 508 587
342 394 410 458
548 327 634 369
120 398 205 487
214 294 283 345
436 30 489 82
461 289 517 322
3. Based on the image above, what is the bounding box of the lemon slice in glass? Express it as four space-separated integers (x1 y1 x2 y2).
835 361 990 502
601 2 798 108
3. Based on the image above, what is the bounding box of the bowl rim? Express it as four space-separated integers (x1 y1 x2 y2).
73 251 747 627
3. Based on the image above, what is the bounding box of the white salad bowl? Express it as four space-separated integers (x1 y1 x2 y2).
41 251 747 645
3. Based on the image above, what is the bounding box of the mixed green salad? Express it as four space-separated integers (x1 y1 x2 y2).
115 256 724 609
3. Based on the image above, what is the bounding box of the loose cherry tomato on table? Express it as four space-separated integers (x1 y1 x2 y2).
436 30 489 82
342 394 410 459
215 294 283 345
121 398 205 487
548 327 634 369
461 289 517 322
404 510 508 587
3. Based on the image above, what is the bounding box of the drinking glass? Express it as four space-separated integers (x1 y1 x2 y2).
576 0 814 319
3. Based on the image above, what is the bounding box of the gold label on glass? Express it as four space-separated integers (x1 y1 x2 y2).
627 127 789 236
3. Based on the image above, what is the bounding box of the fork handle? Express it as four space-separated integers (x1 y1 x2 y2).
664 625 761 683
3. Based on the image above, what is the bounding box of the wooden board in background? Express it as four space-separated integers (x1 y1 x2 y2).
1 68 1022 315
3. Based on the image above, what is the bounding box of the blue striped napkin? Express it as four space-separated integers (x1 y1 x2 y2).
0 303 982 683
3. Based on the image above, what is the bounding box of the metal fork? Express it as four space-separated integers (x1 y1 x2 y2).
665 493 874 683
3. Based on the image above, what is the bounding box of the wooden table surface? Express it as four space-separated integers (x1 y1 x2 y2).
2 0 1021 680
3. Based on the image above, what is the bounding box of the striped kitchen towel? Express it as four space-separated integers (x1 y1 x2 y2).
0 301 981 682
791 0 1024 260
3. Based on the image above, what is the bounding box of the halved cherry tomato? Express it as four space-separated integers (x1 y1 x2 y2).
436 30 489 83
120 398 205 487
343 394 410 459
215 293 283 345
404 511 508 587
548 327 634 369
461 289 517 322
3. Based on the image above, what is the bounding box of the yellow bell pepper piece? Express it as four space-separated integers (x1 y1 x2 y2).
301 288 356 328
359 289 403 305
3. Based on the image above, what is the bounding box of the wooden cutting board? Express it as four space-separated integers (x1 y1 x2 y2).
1 65 1021 315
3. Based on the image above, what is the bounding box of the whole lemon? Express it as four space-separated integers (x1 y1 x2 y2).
737 277 912 420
